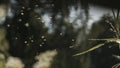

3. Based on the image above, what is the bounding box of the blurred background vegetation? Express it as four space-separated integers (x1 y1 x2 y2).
0 0 120 68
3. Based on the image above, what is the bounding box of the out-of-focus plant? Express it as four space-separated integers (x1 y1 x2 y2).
0 27 9 52
74 9 120 68
33 49 57 68
0 4 7 19
5 56 24 68
0 53 5 68
0 27 9 68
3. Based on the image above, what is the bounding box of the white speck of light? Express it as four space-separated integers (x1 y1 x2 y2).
43 39 46 41
22 6 25 9
31 40 34 42
25 23 29 27
18 19 22 22
35 5 39 7
7 24 10 27
21 13 24 15
15 37 18 40
40 44 42 47
24 41 27 44
41 36 45 39
60 33 63 36
72 39 75 42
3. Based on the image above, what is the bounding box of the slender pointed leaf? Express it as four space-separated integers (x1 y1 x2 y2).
89 38 120 44
73 43 105 56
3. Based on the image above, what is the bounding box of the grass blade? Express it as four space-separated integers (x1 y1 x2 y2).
73 43 105 56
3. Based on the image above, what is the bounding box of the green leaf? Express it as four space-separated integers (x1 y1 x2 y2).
73 38 120 56
112 63 120 68
73 43 105 56
89 38 118 42
89 38 120 44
